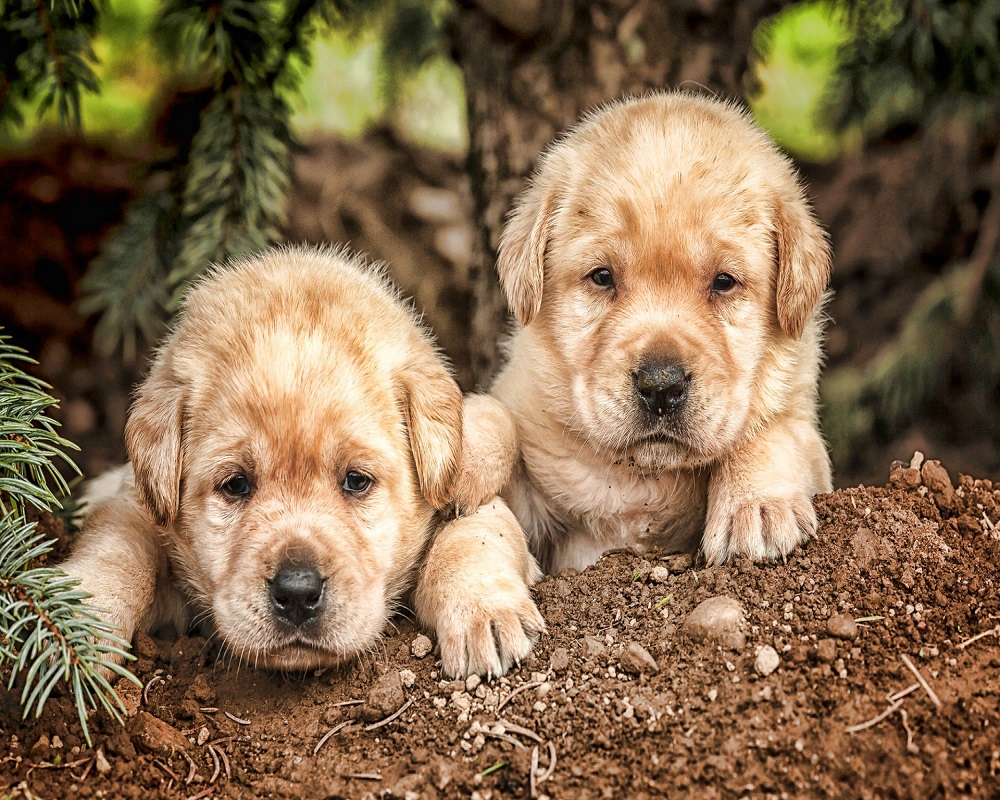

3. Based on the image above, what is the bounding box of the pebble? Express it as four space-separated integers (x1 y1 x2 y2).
754 645 780 677
411 634 433 659
816 638 838 663
826 613 858 640
128 712 190 754
362 671 405 722
581 636 607 659
94 747 111 775
921 459 956 510
549 647 570 672
619 642 660 675
682 596 747 651
400 669 416 688
649 565 671 583
465 674 481 692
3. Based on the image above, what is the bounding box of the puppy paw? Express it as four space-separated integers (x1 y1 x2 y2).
435 585 545 679
701 491 816 565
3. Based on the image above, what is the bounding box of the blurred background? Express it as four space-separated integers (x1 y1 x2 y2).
1 0 998 489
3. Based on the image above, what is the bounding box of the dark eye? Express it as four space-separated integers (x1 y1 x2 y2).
220 473 252 500
711 273 737 293
589 267 615 289
342 470 373 496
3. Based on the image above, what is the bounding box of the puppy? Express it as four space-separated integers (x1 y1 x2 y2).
456 92 833 573
61 245 541 676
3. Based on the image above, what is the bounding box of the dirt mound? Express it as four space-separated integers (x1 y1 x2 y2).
3 459 999 800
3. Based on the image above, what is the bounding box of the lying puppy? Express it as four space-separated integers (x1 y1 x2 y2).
456 92 833 573
61 245 541 677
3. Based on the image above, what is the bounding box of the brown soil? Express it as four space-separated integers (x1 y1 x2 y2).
4 458 998 800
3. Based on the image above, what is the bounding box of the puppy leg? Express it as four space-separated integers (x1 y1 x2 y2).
413 498 544 679
451 394 519 515
702 415 832 565
60 489 183 676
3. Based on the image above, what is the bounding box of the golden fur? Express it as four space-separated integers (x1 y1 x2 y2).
61 245 542 676
455 92 833 573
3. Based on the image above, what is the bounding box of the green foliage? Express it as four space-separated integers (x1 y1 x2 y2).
0 0 100 130
0 333 139 747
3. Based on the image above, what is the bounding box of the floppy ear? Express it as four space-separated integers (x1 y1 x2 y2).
400 350 463 510
124 348 184 528
774 189 832 339
497 180 558 327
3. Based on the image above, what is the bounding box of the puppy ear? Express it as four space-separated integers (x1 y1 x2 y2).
125 350 184 527
400 351 463 510
774 190 832 339
497 182 558 327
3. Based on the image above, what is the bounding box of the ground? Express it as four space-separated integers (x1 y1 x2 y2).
3 456 998 800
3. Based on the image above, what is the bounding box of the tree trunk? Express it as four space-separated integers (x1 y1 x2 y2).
451 0 789 387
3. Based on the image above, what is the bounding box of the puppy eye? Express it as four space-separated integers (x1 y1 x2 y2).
711 273 737 293
220 473 253 500
589 267 615 289
342 470 374 496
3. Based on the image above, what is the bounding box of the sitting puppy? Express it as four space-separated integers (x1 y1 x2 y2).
61 245 542 677
455 92 833 573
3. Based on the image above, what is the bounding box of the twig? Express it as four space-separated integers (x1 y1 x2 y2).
331 699 364 708
537 741 557 783
343 772 382 780
887 682 920 703
179 749 198 784
481 729 526 749
529 744 539 798
900 654 942 710
185 787 215 800
217 746 231 780
497 681 543 713
143 674 165 705
363 698 414 732
956 624 1000 650
497 720 543 743
314 720 356 755
899 708 919 754
845 699 903 734
154 759 180 782
207 745 221 784
224 711 251 725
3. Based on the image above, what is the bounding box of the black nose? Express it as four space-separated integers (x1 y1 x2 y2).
269 563 325 627
633 362 690 416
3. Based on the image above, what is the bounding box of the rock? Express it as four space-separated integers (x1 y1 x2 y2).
362 671 405 722
30 735 51 760
661 553 694 573
128 712 189 754
465 674 481 692
649 565 671 583
682 596 747 651
889 466 922 489
827 613 858 640
410 634 433 659
816 638 838 663
619 642 659 675
754 645 780 677
94 748 111 775
921 460 956 511
550 647 570 672
850 528 880 569
132 631 160 660
581 636 607 659
399 669 416 688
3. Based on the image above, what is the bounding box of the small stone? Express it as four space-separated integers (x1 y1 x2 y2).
921 460 956 511
649 566 671 583
465 674 481 692
660 553 694 573
196 727 210 746
549 647 570 672
682 596 747 651
532 701 547 712
816 638 838 663
619 642 659 675
581 637 607 659
30 735 51 760
362 671 405 722
129 712 189 754
755 645 780 677
827 613 858 640
536 682 552 697
94 748 111 775
400 669 416 688
850 529 880 569
411 634 433 659
889 466 922 489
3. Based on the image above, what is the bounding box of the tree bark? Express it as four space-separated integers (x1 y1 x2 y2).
451 0 790 386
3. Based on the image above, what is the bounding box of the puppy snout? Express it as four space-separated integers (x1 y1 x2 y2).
633 362 690 416
269 562 325 627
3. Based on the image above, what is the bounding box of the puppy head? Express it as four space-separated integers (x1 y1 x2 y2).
126 245 461 670
498 92 830 469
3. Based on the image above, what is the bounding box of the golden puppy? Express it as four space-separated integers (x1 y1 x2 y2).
61 245 541 676
456 92 833 573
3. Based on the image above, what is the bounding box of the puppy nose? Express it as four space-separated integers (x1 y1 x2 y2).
269 563 325 627
633 362 690 416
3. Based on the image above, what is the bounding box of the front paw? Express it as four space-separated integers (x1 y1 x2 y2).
701 491 817 565
433 581 545 679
